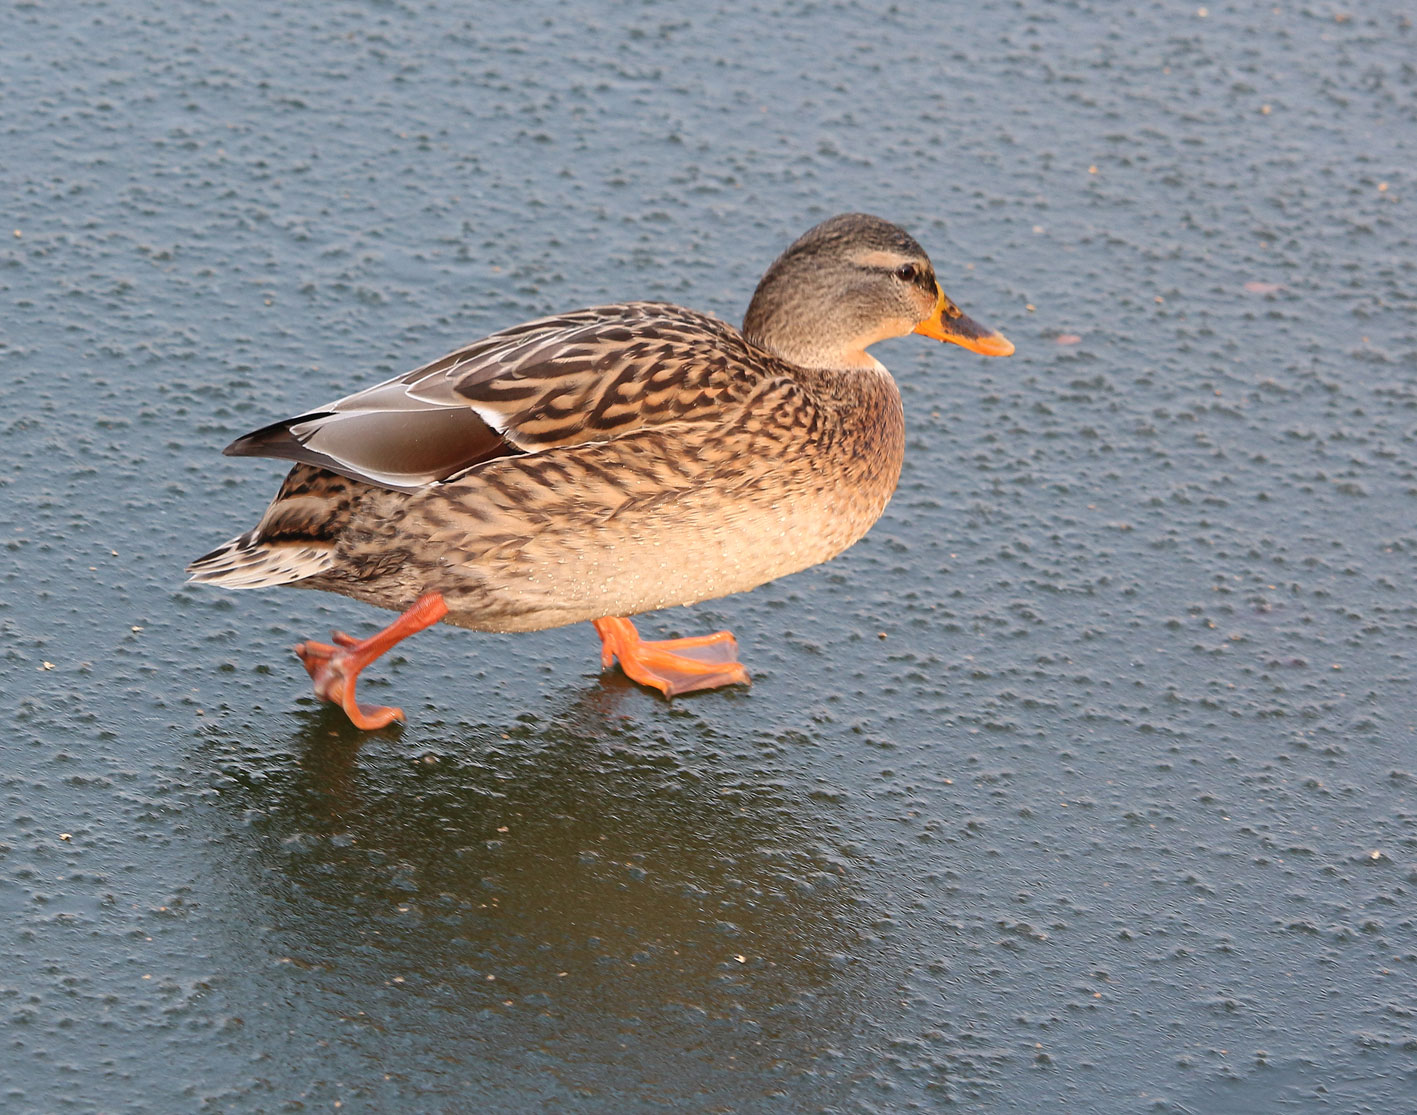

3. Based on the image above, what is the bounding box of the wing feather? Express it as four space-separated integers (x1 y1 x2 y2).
223 302 778 492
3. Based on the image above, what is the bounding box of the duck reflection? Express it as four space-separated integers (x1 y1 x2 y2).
200 681 869 1102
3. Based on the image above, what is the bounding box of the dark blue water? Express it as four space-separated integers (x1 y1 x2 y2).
3 1 1415 1111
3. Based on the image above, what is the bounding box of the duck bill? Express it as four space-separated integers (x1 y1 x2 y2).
913 283 1015 357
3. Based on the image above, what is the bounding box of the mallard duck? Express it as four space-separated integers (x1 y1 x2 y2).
188 213 1013 728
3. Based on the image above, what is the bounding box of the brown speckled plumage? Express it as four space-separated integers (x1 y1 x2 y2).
188 214 1012 709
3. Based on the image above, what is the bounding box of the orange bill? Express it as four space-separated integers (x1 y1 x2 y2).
913 282 1015 357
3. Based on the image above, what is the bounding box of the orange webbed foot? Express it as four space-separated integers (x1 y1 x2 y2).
593 616 751 697
294 592 449 730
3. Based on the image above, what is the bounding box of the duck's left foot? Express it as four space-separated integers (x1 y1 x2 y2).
592 616 751 697
294 592 449 730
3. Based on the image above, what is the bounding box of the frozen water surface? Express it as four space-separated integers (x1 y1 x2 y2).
2 1 1415 1111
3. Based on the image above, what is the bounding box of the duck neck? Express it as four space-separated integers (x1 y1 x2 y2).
744 294 903 372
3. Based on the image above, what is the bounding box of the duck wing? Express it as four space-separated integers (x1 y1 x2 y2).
224 303 763 492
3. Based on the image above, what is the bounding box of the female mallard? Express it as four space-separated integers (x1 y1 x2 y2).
188 214 1013 728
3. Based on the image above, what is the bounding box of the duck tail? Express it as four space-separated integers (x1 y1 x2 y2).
187 463 359 589
186 529 334 589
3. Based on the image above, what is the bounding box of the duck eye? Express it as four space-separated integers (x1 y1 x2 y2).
894 263 918 283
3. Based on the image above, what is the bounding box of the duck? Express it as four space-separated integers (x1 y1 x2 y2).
187 213 1014 728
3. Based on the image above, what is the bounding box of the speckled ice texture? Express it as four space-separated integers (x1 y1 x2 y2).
3 1 1415 1112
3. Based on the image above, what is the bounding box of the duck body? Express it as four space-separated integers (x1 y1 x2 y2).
195 302 906 631
189 214 1012 725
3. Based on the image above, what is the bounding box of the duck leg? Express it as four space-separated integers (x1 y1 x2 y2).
294 593 450 729
592 616 751 697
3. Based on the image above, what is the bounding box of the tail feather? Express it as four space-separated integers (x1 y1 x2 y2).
187 464 359 589
186 529 333 589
